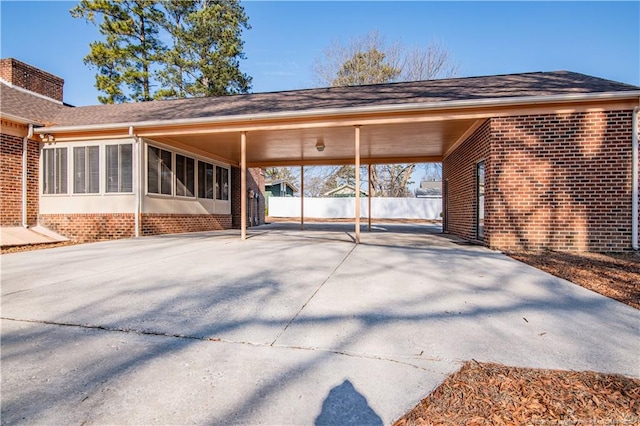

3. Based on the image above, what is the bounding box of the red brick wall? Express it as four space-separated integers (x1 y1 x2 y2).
1 133 39 226
443 120 491 241
0 58 64 102
39 213 233 241
39 213 135 242
490 110 636 252
141 213 232 236
231 167 266 228
445 110 638 252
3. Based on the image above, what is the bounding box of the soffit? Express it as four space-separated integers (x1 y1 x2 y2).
151 118 478 167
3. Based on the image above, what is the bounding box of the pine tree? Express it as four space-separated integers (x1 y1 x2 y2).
156 0 251 99
71 0 165 103
71 0 252 103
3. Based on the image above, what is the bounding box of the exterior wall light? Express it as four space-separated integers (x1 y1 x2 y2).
316 141 325 152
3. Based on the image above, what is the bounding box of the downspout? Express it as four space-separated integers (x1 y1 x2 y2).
632 106 639 250
129 126 141 237
22 124 33 228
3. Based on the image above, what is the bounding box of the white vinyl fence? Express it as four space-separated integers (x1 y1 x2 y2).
268 197 442 220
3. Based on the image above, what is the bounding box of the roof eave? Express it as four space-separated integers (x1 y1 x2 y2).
0 112 43 126
34 90 640 135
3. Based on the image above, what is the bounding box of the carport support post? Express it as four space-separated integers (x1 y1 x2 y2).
241 131 247 240
355 126 361 244
368 163 372 231
300 166 304 230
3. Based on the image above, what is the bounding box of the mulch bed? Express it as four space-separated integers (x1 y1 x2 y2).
394 361 640 425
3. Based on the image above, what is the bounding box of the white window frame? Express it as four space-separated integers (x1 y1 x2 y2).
175 153 196 198
105 143 134 194
216 165 230 201
145 141 231 203
147 145 173 196
197 160 215 200
42 146 68 195
73 145 100 195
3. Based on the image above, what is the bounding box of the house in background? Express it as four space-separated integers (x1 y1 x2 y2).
265 179 298 197
324 184 368 198
415 181 442 198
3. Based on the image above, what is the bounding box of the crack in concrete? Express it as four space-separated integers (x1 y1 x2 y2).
1 315 441 371
269 243 358 347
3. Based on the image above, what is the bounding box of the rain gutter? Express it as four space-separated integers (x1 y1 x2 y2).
1 112 42 126
129 126 141 238
22 124 33 227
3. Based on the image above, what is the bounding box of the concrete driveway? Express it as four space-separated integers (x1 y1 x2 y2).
1 223 638 425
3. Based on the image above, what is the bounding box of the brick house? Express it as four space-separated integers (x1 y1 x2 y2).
1 58 638 251
1 58 264 242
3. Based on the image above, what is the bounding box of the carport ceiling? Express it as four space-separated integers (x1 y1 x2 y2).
153 118 479 167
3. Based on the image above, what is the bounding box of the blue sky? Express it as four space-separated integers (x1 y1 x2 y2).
1 1 638 107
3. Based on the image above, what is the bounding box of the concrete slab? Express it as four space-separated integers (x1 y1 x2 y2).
1 319 453 425
276 229 640 376
0 225 68 247
2 223 639 424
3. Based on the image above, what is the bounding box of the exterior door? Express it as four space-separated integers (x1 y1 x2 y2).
476 161 485 240
443 179 449 232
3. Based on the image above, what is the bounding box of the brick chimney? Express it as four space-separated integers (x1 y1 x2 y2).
0 58 64 102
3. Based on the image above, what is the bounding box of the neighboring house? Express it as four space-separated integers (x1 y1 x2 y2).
265 180 298 197
1 57 639 252
324 184 368 198
415 181 442 198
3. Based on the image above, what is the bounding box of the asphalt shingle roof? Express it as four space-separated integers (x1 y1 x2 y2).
0 82 69 124
3 71 639 128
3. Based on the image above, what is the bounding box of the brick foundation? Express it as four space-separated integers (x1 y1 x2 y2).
38 213 135 242
141 213 232 236
38 213 234 241
444 110 639 252
1 133 39 226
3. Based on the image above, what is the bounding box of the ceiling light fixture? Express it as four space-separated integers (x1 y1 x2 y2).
316 140 325 152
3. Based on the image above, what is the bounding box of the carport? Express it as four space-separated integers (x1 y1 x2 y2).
145 111 482 243
35 71 640 248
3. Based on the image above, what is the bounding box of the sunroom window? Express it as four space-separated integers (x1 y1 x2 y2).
148 146 172 195
175 154 195 197
216 166 229 200
106 144 133 193
198 161 214 199
43 147 68 194
73 146 100 194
